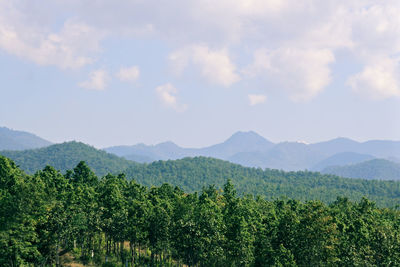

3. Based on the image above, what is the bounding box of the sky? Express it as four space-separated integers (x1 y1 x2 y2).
1 0 400 148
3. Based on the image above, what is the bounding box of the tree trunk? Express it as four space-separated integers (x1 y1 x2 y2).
130 242 135 267
55 241 60 267
151 250 155 266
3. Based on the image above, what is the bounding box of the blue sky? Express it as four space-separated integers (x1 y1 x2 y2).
1 0 399 148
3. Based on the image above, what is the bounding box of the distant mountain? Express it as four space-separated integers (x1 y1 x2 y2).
105 132 400 172
311 152 375 171
357 140 400 159
104 131 274 161
229 142 325 171
0 141 135 176
0 126 52 151
197 131 274 159
322 159 400 180
310 138 360 156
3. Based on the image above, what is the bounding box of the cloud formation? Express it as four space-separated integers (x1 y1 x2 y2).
0 1 104 69
347 58 400 99
156 83 187 111
169 44 240 87
248 94 267 106
247 48 335 101
116 66 140 82
79 69 109 90
2 1 400 100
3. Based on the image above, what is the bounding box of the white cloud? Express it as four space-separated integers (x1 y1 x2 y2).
169 44 240 87
3 1 400 100
155 83 187 111
79 69 109 90
116 66 140 82
248 48 335 101
347 58 400 99
0 1 104 69
248 94 267 106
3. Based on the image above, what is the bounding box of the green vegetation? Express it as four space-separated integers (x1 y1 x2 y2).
323 158 400 181
0 141 136 177
125 157 400 207
1 155 400 266
2 140 400 207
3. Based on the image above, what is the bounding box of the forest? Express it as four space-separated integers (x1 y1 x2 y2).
1 155 400 266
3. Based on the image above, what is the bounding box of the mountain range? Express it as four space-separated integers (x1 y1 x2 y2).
1 126 400 180
104 131 400 173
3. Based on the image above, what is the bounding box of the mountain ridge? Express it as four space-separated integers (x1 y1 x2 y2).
0 126 52 151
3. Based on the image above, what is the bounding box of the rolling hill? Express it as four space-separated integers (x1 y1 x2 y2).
0 126 52 150
322 159 400 181
124 157 400 207
311 152 375 171
0 141 136 176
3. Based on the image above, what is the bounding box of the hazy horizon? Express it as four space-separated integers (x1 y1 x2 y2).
2 126 399 150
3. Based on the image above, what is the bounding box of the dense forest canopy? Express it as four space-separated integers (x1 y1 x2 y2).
125 157 400 207
2 141 400 207
322 158 400 181
0 141 135 176
1 155 400 266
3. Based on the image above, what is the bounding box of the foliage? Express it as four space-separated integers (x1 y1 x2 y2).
125 157 400 207
322 158 400 181
0 141 136 177
2 155 400 266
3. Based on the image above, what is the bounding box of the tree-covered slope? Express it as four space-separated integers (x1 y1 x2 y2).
125 157 400 207
322 159 400 181
2 155 400 266
0 126 52 151
311 152 375 171
0 141 136 176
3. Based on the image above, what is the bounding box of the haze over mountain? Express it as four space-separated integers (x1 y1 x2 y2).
0 127 52 151
104 131 400 171
1 127 399 177
322 159 400 181
104 131 274 163
311 152 376 171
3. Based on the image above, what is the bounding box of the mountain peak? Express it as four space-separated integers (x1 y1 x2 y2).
156 141 180 149
0 126 52 151
226 131 272 144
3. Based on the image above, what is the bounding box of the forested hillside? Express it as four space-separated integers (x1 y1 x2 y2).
2 141 400 206
322 159 400 181
1 155 400 267
125 157 400 207
0 141 135 176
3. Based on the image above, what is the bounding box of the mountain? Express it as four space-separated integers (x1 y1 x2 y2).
322 159 400 181
357 140 400 159
311 152 375 171
105 132 400 172
104 131 274 161
0 126 52 151
229 141 326 170
197 131 274 158
124 157 400 207
0 141 136 176
310 137 361 156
